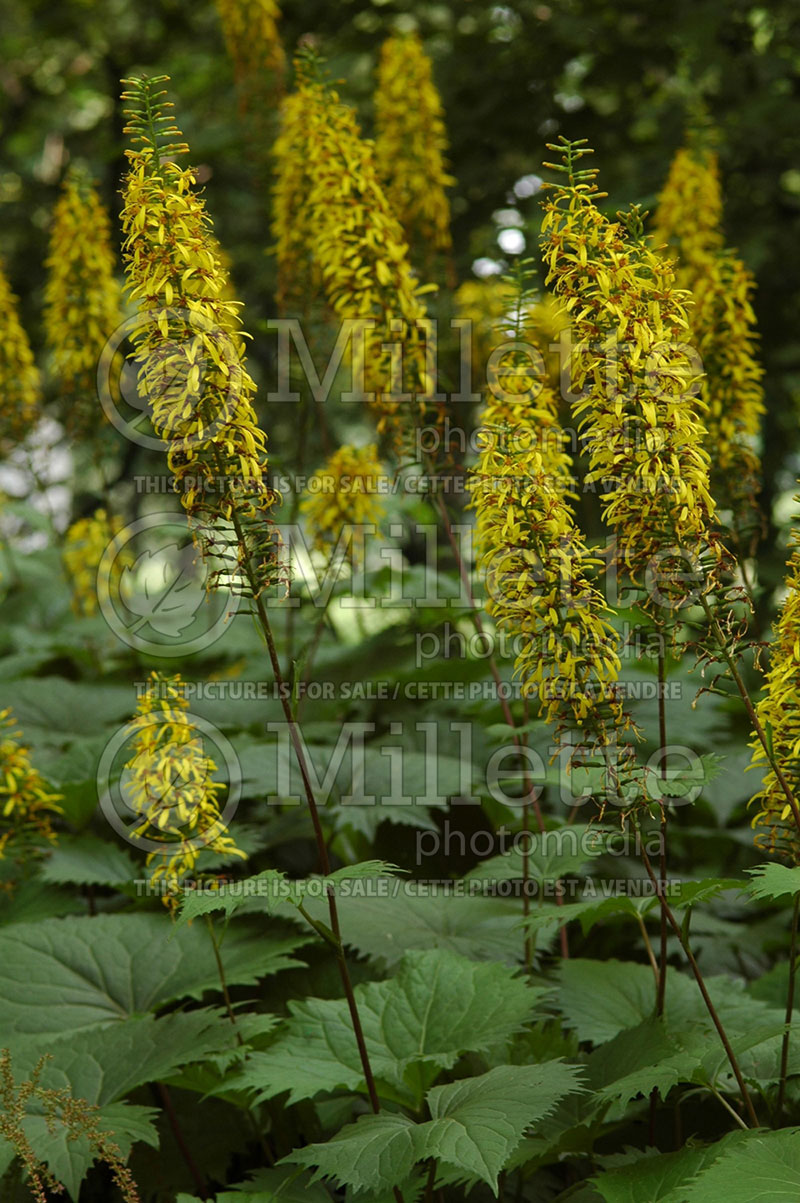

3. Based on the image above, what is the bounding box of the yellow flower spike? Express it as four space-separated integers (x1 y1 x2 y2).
541 139 719 614
749 499 800 860
301 444 387 567
271 60 433 451
215 0 286 110
692 248 765 528
0 261 41 451
0 709 61 861
652 139 765 537
119 75 282 600
374 33 454 259
123 672 245 903
62 508 129 618
468 321 630 758
44 168 124 440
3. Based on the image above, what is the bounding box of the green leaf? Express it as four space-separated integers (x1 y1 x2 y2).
521 895 641 938
557 960 662 1044
587 1018 705 1108
39 835 139 888
558 959 790 1060
660 879 744 908
333 747 462 836
37 736 112 827
698 1021 800 1090
750 963 800 1012
591 1141 736 1203
0 878 85 926
418 1062 584 1190
7 1010 240 1104
237 741 455 834
119 545 204 638
653 755 719 800
670 1129 800 1202
301 885 524 968
325 861 404 886
232 950 543 1105
284 1062 584 1194
95 1101 161 1159
584 991 792 1109
178 870 300 924
0 678 131 740
0 913 309 1038
285 1113 419 1195
746 863 800 902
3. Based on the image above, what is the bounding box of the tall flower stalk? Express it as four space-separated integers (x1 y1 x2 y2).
272 56 434 450
44 166 123 441
648 136 798 825
540 142 719 917
0 1052 140 1203
652 136 765 549
468 268 634 965
469 296 632 776
119 77 403 1165
645 137 797 833
539 140 779 1124
542 135 712 1039
120 75 281 598
541 138 720 615
700 255 764 550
